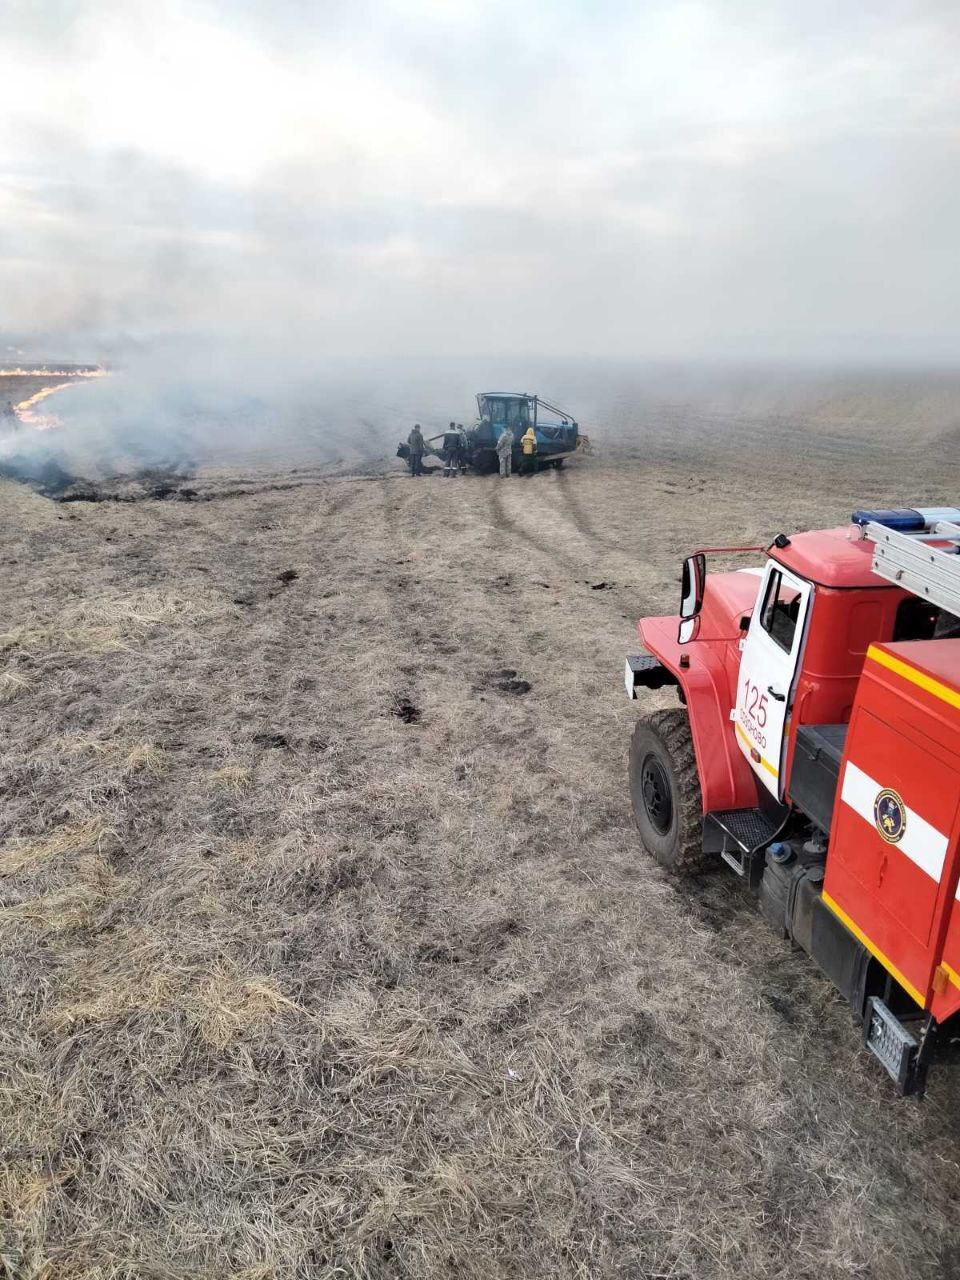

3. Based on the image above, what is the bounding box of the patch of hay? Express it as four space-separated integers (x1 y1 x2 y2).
122 741 165 775
42 961 301 1047
1 588 219 658
1 881 107 934
41 963 178 1033
0 623 130 654
62 586 216 627
223 837 261 864
43 731 117 757
0 1164 75 1221
0 670 34 702
208 763 252 793
0 818 113 877
191 969 304 1048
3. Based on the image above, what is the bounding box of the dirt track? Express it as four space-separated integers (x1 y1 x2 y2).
2 397 960 1277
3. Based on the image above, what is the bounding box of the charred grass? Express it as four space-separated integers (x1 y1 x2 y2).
2 427 960 1278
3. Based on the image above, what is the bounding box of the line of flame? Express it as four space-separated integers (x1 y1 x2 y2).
0 367 104 377
7 369 108 433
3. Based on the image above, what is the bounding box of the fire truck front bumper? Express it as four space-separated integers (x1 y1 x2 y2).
625 654 678 699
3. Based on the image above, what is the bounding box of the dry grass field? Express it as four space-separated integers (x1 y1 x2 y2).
2 374 960 1278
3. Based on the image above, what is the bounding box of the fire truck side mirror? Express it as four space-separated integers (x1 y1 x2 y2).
678 553 706 644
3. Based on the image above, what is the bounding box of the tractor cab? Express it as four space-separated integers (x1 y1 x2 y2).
476 393 533 435
470 392 580 468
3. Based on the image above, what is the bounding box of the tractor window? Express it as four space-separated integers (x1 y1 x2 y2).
760 570 801 653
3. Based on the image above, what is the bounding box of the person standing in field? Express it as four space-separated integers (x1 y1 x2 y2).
456 424 469 474
407 424 425 476
496 426 514 478
442 422 461 477
520 425 537 474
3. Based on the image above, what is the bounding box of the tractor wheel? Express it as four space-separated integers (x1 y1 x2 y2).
628 708 708 874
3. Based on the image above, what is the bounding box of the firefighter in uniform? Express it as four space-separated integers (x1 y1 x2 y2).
407 424 425 477
496 426 515 478
520 425 537 474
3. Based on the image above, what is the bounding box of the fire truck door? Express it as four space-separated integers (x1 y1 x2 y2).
735 562 811 798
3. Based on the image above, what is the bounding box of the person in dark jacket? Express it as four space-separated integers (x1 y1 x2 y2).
442 422 461 477
407 424 425 476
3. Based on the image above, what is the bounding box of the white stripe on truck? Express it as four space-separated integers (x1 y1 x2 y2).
841 760 948 884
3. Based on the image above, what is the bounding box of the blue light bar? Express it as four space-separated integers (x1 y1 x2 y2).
852 507 960 532
851 508 926 531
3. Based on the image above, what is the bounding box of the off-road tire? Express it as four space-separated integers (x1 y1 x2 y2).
628 708 709 874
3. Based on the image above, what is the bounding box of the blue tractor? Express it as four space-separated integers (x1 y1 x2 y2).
467 392 581 472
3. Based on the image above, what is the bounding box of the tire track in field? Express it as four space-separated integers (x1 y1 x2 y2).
358 469 541 732
487 482 567 560
553 467 624 551
295 477 368 525
324 483 365 521
485 478 663 624
487 474 652 578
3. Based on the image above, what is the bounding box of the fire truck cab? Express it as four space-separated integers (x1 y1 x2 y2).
625 507 960 1095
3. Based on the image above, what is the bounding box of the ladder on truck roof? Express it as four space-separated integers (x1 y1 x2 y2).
864 519 960 618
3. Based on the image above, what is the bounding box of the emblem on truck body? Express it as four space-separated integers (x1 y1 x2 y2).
874 789 906 844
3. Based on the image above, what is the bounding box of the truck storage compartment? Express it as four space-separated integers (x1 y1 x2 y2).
790 724 847 833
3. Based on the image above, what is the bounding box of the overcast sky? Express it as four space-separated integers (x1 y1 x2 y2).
2 0 959 365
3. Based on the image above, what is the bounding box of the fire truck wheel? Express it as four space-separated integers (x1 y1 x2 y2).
628 709 706 874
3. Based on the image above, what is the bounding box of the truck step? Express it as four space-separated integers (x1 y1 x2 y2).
709 807 781 852
863 997 927 1096
706 808 782 879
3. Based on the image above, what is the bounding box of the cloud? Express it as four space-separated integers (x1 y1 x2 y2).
1 0 959 362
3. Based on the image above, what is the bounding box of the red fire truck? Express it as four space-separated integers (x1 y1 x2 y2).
625 508 960 1095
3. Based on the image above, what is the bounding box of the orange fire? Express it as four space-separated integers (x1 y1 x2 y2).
0 367 103 377
4 368 107 433
15 382 78 430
